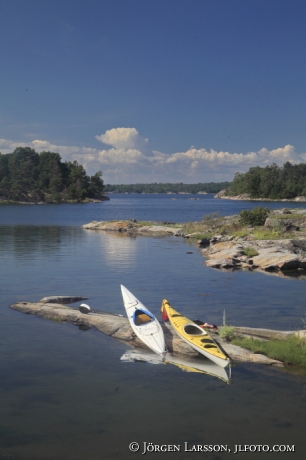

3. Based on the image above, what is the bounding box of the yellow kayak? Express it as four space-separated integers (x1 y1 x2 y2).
161 299 231 368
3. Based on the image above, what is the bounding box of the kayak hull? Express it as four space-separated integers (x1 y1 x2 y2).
121 285 166 356
161 300 231 368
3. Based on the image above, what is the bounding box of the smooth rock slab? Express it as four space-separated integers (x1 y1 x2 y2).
201 239 306 274
10 301 283 365
82 221 182 235
251 253 300 271
10 302 198 357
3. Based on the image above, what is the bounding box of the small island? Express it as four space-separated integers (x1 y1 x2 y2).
0 147 108 203
215 161 306 202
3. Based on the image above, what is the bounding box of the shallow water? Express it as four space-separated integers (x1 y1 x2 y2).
1 197 306 459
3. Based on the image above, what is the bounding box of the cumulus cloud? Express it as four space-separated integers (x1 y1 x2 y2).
96 127 152 156
1 128 306 183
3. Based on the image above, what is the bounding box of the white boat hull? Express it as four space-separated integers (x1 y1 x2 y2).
120 285 166 355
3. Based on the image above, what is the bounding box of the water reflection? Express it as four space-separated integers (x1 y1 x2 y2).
86 230 138 269
214 266 306 280
0 225 82 260
121 349 231 384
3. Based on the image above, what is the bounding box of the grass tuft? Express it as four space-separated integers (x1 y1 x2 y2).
243 247 259 257
219 325 236 340
232 335 306 367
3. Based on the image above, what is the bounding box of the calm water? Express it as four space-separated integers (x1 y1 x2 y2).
1 193 306 226
1 196 306 460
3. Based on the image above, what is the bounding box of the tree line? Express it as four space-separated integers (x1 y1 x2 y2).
0 147 104 202
227 162 306 199
104 182 231 194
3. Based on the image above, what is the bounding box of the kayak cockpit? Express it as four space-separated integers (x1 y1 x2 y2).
184 324 207 335
133 309 155 326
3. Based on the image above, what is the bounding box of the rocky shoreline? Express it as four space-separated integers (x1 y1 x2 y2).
82 220 182 235
10 299 288 366
214 190 306 201
201 238 306 274
83 209 306 277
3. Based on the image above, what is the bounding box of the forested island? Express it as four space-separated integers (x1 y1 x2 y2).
0 147 106 203
224 162 306 200
104 181 231 194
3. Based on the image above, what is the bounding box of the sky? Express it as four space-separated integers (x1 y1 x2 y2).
1 0 306 183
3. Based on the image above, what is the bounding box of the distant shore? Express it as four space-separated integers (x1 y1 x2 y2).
214 190 306 202
0 196 110 205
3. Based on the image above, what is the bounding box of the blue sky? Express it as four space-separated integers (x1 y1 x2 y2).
1 0 306 183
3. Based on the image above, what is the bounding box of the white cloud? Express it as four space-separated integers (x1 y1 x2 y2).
96 127 152 156
1 129 306 183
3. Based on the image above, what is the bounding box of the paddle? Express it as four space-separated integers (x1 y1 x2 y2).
79 303 123 317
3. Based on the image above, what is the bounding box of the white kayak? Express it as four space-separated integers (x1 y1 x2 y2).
120 285 167 356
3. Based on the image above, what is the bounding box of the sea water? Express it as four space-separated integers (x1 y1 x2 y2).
1 195 306 459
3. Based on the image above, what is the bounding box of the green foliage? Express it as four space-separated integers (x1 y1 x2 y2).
239 206 270 226
253 229 283 240
104 182 231 194
228 162 306 199
276 213 306 219
232 335 306 367
243 247 259 257
232 230 249 238
0 148 105 203
219 325 236 340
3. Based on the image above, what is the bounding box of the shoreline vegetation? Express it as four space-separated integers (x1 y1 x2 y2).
215 161 306 201
104 181 231 194
0 147 108 203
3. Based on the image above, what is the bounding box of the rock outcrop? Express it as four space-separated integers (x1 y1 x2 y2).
10 301 283 366
201 239 306 274
39 296 88 304
82 220 183 235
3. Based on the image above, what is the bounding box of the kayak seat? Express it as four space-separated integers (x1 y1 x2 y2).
134 310 153 325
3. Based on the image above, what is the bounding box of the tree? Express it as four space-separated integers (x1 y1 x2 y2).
89 171 104 197
0 147 105 203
